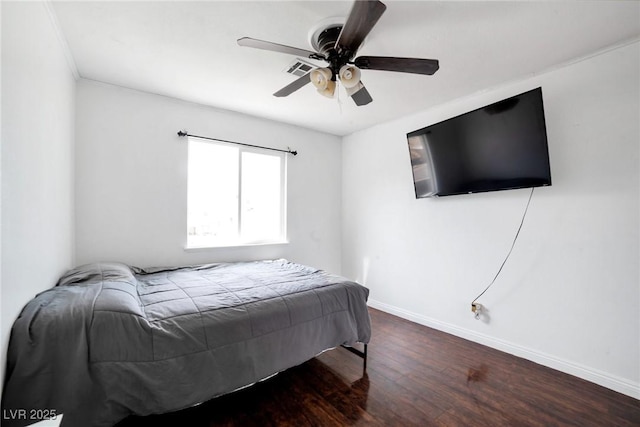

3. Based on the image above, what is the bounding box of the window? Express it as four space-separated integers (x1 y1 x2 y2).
187 138 287 248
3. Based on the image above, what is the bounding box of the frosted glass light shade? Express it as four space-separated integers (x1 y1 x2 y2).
310 68 333 90
317 79 336 98
338 65 361 89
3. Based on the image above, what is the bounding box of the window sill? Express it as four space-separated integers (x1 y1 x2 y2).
184 240 289 251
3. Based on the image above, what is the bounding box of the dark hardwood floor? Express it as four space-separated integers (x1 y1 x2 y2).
116 308 639 426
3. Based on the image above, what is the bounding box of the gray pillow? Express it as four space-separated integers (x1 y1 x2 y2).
57 262 135 286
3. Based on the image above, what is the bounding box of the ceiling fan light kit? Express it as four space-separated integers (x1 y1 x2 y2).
339 65 361 89
237 0 439 106
318 80 337 98
311 65 360 99
310 67 333 90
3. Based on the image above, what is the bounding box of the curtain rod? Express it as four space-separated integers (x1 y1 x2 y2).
177 130 297 156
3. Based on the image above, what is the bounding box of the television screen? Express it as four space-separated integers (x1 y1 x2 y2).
407 87 551 198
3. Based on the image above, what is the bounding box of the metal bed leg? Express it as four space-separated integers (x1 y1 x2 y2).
341 343 368 373
363 343 368 372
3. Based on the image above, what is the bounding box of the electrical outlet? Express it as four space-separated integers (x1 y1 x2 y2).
471 303 483 319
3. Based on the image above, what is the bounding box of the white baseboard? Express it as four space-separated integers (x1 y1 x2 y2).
368 299 640 400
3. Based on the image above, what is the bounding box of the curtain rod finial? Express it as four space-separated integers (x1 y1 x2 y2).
177 130 188 137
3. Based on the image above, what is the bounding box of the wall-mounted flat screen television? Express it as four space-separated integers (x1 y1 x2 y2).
407 87 552 198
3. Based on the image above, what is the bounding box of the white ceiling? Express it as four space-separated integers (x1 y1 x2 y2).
51 1 640 136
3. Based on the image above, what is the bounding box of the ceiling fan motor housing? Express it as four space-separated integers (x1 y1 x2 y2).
316 26 342 56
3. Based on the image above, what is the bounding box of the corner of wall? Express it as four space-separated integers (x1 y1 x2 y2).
43 0 79 80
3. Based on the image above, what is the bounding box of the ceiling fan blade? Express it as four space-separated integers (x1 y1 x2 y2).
354 56 439 75
335 0 387 57
346 81 373 106
238 37 324 60
273 73 312 97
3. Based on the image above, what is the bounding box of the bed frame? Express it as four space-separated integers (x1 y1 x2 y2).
341 344 368 372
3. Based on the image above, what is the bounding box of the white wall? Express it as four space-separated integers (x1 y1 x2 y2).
342 42 639 398
75 80 343 272
1 1 76 389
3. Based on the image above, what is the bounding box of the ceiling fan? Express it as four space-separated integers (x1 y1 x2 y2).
237 0 439 106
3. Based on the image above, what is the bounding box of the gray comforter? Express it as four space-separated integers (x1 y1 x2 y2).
1 259 371 427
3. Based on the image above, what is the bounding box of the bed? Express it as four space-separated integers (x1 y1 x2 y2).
1 259 371 427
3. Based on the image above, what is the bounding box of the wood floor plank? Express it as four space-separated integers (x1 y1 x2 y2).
115 308 640 426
